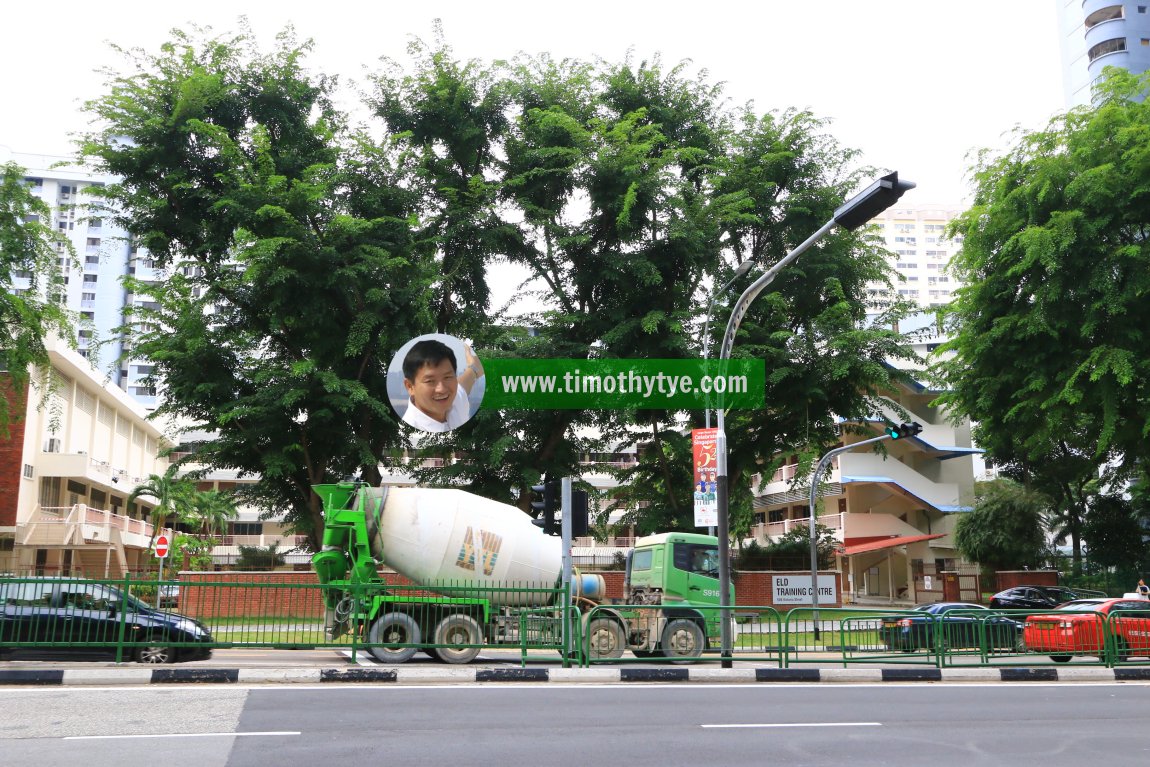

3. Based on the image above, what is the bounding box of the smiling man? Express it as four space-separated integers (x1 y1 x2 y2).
400 339 483 432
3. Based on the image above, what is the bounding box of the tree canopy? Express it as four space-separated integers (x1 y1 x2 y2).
954 480 1049 571
0 163 77 435
936 68 1150 486
81 24 917 544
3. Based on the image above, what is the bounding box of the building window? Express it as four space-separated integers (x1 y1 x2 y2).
1088 38 1127 63
23 464 34 479
1085 5 1124 29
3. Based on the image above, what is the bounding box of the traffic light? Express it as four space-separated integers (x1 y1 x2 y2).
886 421 923 440
530 479 560 536
570 489 589 538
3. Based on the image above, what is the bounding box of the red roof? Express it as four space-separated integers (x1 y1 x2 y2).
841 533 946 556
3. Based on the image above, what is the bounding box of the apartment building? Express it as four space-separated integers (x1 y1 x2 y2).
750 375 978 605
1058 0 1150 106
0 336 171 576
2 147 161 408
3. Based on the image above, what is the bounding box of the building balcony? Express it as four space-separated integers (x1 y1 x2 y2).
35 451 147 491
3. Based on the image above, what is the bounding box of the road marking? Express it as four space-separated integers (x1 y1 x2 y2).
702 723 881 729
64 731 300 740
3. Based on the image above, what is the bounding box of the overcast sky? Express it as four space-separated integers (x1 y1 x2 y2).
2 0 1064 205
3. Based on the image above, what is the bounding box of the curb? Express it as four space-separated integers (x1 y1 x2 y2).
0 666 1142 687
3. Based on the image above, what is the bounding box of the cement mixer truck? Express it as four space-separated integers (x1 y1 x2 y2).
311 481 731 664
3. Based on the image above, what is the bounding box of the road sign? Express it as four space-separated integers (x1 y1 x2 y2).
154 534 170 559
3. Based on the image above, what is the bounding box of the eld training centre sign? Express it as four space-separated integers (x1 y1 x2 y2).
772 575 838 605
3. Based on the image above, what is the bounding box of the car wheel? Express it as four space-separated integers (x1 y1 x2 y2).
1050 654 1072 663
135 636 176 664
1013 633 1027 653
1111 637 1130 664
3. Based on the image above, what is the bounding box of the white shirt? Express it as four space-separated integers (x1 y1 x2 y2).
402 391 472 432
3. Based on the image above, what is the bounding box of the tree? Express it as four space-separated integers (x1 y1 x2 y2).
127 465 195 544
186 489 238 538
1082 493 1147 575
0 162 76 435
954 480 1049 571
236 544 286 571
80 26 432 547
936 68 1150 500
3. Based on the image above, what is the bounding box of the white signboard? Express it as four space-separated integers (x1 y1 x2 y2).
772 575 838 605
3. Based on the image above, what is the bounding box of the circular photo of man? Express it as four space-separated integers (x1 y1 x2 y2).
387 333 485 433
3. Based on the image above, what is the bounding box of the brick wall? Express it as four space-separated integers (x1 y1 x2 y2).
0 377 29 527
995 570 1059 591
173 568 844 620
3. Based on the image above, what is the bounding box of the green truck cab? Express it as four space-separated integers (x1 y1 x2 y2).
586 532 733 659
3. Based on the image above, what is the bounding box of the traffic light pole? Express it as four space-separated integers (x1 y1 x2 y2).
561 477 573 665
808 421 921 637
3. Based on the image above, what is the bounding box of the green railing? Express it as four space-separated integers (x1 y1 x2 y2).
4 574 1150 669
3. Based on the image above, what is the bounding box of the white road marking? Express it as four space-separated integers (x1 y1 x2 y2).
64 731 300 740
702 722 882 729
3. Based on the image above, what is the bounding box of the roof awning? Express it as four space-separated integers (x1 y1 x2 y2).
841 533 945 556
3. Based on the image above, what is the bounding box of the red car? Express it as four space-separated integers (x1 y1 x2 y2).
1023 597 1150 663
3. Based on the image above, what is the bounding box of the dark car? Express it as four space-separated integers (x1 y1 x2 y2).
988 585 1086 612
880 602 1025 652
0 577 212 663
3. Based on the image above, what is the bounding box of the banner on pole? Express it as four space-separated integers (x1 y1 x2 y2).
692 428 718 527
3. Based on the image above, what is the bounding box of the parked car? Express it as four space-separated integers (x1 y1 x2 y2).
1023 597 1150 663
158 583 180 609
880 602 1025 652
988 585 1086 612
0 577 212 663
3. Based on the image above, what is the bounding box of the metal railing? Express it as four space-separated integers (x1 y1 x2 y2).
4 574 1149 669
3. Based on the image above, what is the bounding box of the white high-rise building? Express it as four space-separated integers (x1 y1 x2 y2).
2 148 160 408
1058 0 1150 106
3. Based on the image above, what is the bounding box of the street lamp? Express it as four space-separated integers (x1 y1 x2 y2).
713 172 915 667
704 259 754 430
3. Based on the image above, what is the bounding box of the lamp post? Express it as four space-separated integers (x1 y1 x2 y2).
704 259 754 430
713 172 915 667
702 260 753 537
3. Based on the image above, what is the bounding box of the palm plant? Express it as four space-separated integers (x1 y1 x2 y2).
128 465 195 545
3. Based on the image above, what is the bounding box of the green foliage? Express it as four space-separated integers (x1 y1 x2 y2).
736 523 838 570
936 69 1150 569
81 25 432 545
0 162 77 435
236 543 287 571
172 533 215 571
954 480 1049 570
127 465 196 544
1082 493 1148 572
82 24 917 547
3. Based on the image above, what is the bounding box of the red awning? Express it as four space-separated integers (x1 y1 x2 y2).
841 533 945 556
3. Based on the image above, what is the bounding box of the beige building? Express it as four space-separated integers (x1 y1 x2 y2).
0 336 172 576
750 376 979 604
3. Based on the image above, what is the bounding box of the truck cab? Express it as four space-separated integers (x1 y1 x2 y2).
615 532 733 656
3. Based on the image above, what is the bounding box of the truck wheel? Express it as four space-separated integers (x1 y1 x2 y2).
586 618 625 660
661 619 704 660
432 614 483 664
368 612 420 664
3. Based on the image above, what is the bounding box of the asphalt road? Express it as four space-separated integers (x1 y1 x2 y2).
3 682 1150 767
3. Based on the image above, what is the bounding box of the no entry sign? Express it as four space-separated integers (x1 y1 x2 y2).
154 534 170 558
